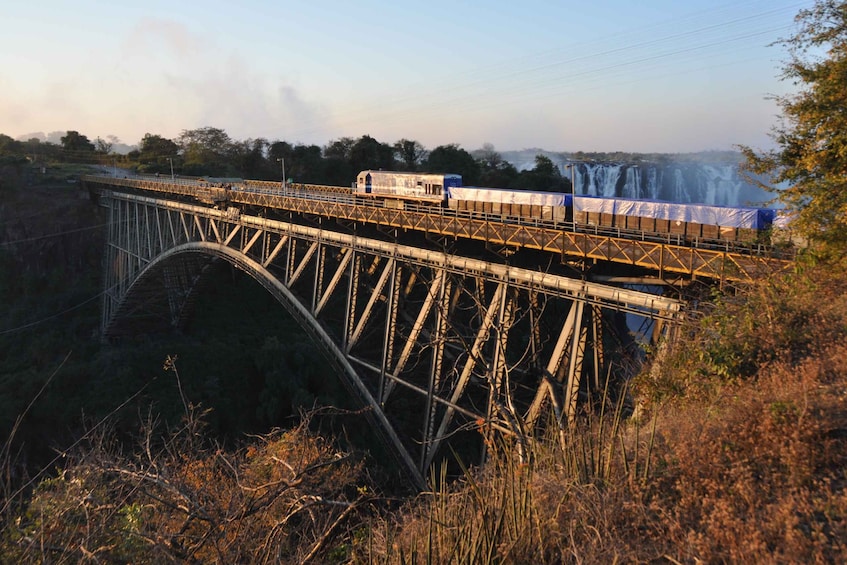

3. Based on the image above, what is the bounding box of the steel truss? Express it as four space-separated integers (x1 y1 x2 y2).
102 191 681 488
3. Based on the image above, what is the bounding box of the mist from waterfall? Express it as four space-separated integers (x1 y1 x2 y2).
505 151 777 207
570 161 767 206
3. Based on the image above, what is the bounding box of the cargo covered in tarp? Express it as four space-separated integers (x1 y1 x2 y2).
573 196 774 229
447 187 571 222
447 186 572 207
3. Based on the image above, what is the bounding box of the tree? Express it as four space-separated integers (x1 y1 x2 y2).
290 144 325 183
531 154 557 177
94 137 113 154
425 144 480 185
231 137 269 179
139 133 179 160
515 154 567 192
0 134 21 157
475 143 519 188
268 140 293 164
0 134 26 176
474 143 504 171
393 139 428 171
323 137 355 161
740 0 847 251
21 137 57 163
349 135 395 173
137 133 180 173
178 127 233 175
60 130 95 155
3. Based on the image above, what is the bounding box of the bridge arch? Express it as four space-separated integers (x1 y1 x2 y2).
96 189 686 490
107 241 426 488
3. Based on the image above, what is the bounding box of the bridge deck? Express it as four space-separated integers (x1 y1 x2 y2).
82 175 794 283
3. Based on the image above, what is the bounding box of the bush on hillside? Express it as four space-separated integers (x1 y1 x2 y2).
1 395 372 563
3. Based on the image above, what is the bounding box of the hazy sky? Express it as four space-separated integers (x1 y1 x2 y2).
0 0 811 153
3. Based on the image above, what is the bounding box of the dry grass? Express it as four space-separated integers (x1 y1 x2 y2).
3 259 847 563
0 403 370 564
358 259 847 564
644 342 847 563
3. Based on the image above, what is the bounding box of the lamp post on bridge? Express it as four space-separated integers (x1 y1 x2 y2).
277 157 286 196
167 157 175 181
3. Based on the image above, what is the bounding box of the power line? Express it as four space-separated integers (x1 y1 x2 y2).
280 1 811 142
319 19 795 138
0 291 103 336
0 223 121 334
0 222 112 246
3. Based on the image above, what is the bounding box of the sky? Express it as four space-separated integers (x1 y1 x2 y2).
0 0 813 154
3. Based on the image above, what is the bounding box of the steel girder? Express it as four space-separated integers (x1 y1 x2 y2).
83 175 794 283
101 191 682 488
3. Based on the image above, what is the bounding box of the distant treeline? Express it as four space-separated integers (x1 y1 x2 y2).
0 128 744 192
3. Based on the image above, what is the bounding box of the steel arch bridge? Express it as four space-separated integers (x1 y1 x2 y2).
101 190 682 488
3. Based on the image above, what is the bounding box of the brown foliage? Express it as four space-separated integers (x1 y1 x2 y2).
644 343 847 563
4 259 847 564
361 261 847 563
1 404 370 564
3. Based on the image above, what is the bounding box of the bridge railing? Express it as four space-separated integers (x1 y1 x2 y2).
82 173 794 260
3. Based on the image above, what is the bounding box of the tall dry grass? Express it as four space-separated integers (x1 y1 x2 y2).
0 363 372 564
3 260 846 563
357 259 847 564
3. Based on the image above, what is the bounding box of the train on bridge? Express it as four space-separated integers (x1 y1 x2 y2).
355 170 777 245
132 169 783 248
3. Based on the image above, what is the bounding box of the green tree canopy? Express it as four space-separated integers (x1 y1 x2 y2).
741 0 847 252
0 134 21 156
322 137 355 185
268 140 293 164
323 137 355 162
60 130 95 156
474 143 519 188
231 138 269 179
133 133 180 174
289 144 325 184
514 154 567 192
138 134 179 162
393 139 428 171
94 137 113 154
349 135 395 173
425 144 480 185
178 127 233 176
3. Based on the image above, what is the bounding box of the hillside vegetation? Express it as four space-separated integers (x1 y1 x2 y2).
360 258 847 563
2 256 845 563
